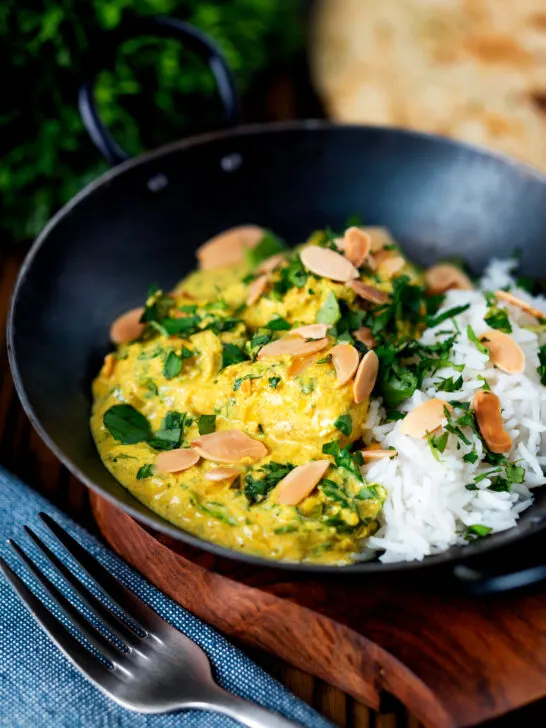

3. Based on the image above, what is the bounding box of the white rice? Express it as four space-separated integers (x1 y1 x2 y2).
361 259 546 562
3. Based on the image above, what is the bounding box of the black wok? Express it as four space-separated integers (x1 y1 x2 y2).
8 16 546 590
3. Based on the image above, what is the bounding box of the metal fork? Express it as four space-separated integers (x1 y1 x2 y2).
0 513 300 727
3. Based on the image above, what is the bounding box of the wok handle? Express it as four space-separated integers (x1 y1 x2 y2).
78 14 242 166
452 562 546 595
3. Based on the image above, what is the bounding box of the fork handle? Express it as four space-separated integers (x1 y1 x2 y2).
197 686 304 727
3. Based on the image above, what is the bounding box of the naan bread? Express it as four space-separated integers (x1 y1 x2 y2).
312 0 546 169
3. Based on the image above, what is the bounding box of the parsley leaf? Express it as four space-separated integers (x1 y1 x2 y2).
268 376 281 388
245 231 286 267
103 405 151 445
322 440 364 482
334 414 352 436
244 462 295 504
265 316 291 331
163 351 182 380
317 291 341 325
161 315 201 336
484 307 512 333
467 325 489 355
148 411 187 451
198 414 216 435
137 464 154 480
427 430 449 460
463 450 479 464
273 255 309 295
437 375 463 392
221 343 248 369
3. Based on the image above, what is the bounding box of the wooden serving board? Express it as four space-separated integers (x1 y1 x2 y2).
91 492 546 728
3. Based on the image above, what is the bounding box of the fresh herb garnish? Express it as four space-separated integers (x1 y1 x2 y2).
162 315 201 336
221 343 248 369
443 406 472 446
268 376 281 388
436 375 463 392
466 524 492 540
427 430 449 460
477 375 491 391
233 374 261 391
322 440 364 482
245 231 286 267
265 316 291 331
317 291 341 325
538 345 546 385
148 411 188 451
273 255 309 295
333 414 352 436
484 307 512 333
103 405 151 445
137 464 154 480
426 304 470 329
198 414 216 435
244 462 295 504
163 351 182 380
463 450 479 464
467 325 489 355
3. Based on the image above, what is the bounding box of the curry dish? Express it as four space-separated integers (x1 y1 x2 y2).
92 224 537 564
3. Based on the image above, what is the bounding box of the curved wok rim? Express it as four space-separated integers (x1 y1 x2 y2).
8 119 546 574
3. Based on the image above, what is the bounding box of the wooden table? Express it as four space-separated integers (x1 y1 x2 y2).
2 250 545 728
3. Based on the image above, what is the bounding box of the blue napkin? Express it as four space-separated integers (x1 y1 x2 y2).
0 467 333 728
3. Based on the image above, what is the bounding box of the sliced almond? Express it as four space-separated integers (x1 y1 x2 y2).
196 225 264 270
330 343 360 386
300 245 359 282
494 290 546 321
378 255 406 278
348 280 390 305
473 391 512 454
246 274 269 306
256 253 286 274
425 264 473 295
479 330 525 374
257 336 329 360
155 448 200 474
360 448 397 461
400 399 452 438
287 354 317 377
205 467 240 482
191 430 268 463
343 227 371 268
110 307 145 345
100 353 116 378
353 327 377 349
361 227 396 252
273 460 330 506
291 323 329 339
353 350 379 403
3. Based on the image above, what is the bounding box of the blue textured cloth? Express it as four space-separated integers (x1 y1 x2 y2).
0 467 332 728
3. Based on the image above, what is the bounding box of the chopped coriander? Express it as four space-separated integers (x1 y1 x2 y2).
385 410 405 421
143 379 158 396
198 414 216 435
322 440 364 482
273 255 308 295
221 343 248 369
137 464 154 480
426 304 470 328
467 325 489 355
427 430 448 460
245 231 286 267
317 291 341 325
244 462 295 504
437 375 463 392
484 307 512 333
163 351 182 380
356 485 380 500
463 450 479 464
265 316 291 331
178 304 198 314
268 376 281 388
233 374 261 391
380 365 418 408
443 406 472 446
466 524 492 540
162 315 201 336
505 463 525 484
316 354 332 364
477 375 491 391
334 414 352 436
538 345 546 385
301 379 316 394
148 411 187 451
274 525 297 534
249 332 272 351
103 405 151 445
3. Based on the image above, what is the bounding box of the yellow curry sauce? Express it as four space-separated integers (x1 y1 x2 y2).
91 227 420 564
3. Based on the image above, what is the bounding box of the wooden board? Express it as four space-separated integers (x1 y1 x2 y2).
91 492 546 728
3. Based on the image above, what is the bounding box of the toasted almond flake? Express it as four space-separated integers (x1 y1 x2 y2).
196 225 264 270
155 448 200 474
378 255 406 278
110 307 145 345
479 330 525 374
360 448 397 461
246 274 269 306
494 290 546 321
205 467 240 482
191 430 268 463
257 336 329 360
473 391 512 454
361 226 396 252
330 343 360 386
287 353 317 377
353 327 377 348
353 350 379 403
425 264 473 295
343 227 371 268
300 245 359 282
100 353 116 378
348 280 390 305
291 323 329 339
400 399 452 438
256 253 286 274
273 460 330 506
